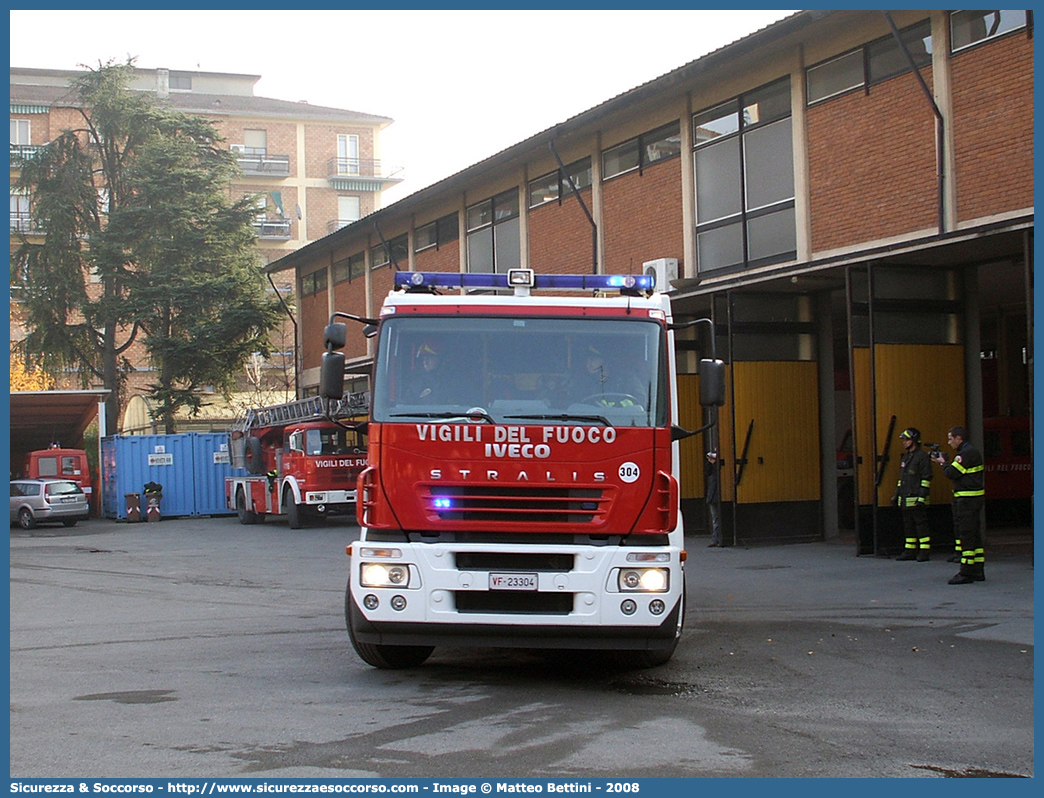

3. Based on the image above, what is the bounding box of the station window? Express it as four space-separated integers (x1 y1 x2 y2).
415 212 460 252
466 189 520 274
950 10 1028 52
602 121 681 180
807 18 933 104
528 157 592 208
372 234 407 270
693 78 795 273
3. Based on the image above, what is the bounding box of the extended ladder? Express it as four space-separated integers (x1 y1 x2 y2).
240 392 368 431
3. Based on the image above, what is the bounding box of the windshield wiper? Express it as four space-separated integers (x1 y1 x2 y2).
504 413 612 427
390 410 496 424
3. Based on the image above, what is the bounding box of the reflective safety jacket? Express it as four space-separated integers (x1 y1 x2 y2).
942 441 985 500
894 446 932 507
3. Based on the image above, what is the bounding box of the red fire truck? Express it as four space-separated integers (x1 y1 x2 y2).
320 269 723 668
225 395 367 528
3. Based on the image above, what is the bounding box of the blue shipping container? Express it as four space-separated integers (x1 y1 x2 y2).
102 433 235 519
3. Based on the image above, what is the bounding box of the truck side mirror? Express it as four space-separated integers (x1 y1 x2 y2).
699 358 726 407
320 351 346 399
324 322 347 351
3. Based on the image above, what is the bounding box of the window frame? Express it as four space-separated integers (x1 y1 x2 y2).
527 157 592 209
11 118 30 146
466 189 520 274
601 120 682 181
414 212 460 253
692 77 796 274
950 10 1029 53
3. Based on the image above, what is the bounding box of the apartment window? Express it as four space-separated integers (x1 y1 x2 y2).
372 234 407 270
10 191 30 232
951 10 1028 52
415 212 460 252
466 189 520 274
243 129 267 155
169 74 192 90
337 134 360 176
338 196 361 225
528 158 592 208
693 78 795 273
602 122 681 180
11 118 30 145
807 19 933 104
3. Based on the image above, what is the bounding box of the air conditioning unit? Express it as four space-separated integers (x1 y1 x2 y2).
230 144 246 153
643 258 679 292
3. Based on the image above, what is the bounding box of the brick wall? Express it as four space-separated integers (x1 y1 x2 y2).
299 284 329 371
332 277 369 362
528 192 596 274
602 159 684 275
808 71 937 252
415 240 460 272
951 32 1034 222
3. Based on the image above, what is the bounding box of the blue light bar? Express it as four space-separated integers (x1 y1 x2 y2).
394 271 655 292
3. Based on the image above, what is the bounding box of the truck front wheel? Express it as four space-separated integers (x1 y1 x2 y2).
345 580 433 669
284 487 304 529
236 488 258 525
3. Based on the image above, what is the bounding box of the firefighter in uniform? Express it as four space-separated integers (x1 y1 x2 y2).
931 426 986 584
892 427 932 561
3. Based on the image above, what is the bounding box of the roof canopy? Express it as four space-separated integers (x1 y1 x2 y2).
8 390 109 454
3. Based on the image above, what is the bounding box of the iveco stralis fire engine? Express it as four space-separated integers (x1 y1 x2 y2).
320 269 723 668
225 395 367 528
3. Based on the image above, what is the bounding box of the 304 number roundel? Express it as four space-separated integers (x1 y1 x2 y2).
618 462 641 483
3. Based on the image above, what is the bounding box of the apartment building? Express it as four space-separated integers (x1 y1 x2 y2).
265 10 1033 549
9 64 401 403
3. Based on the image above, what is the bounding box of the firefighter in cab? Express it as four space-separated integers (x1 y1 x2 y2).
892 427 932 562
408 341 448 403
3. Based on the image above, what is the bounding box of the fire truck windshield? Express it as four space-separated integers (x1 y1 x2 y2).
373 316 667 427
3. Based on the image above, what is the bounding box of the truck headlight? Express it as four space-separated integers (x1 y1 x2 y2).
360 563 411 588
618 568 669 593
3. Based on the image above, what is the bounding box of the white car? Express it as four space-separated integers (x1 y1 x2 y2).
10 479 90 530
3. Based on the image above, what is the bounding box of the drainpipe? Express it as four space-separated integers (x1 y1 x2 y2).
883 12 946 234
549 138 598 274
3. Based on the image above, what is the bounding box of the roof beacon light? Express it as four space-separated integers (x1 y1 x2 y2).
394 271 655 295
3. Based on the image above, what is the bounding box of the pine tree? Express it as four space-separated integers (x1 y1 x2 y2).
12 60 282 433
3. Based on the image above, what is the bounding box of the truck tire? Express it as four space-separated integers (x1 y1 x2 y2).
244 436 265 475
345 579 433 669
284 487 304 529
625 586 684 669
236 488 258 525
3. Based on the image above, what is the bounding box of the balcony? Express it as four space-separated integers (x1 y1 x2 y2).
10 144 41 168
253 218 292 240
233 148 291 178
10 212 43 234
326 158 403 190
327 218 362 234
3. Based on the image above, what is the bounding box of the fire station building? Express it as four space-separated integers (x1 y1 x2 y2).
267 10 1033 551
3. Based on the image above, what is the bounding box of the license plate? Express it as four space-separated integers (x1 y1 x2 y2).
489 572 538 591
60 497 77 504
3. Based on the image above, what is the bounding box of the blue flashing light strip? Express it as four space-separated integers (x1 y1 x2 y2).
394 271 655 292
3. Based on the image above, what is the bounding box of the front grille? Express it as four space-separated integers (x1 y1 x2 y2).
426 485 606 524
455 552 574 571
455 592 573 615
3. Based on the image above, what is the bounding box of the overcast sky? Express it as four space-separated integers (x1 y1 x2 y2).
10 9 794 205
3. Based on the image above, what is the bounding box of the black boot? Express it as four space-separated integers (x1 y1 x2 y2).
971 564 985 582
947 553 961 563
916 551 930 562
896 550 917 561
948 572 976 585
